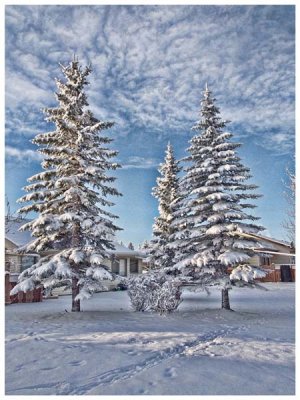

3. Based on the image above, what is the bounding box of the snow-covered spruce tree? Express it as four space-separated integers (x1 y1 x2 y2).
11 58 122 312
171 84 266 310
128 144 182 314
147 143 181 269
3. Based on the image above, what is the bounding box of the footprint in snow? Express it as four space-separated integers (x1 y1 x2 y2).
14 364 25 372
69 360 87 367
164 367 177 378
65 344 82 349
40 366 58 371
34 336 47 342
127 337 137 343
124 349 141 356
134 388 148 395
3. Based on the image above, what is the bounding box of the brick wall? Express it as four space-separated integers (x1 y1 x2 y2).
5 273 11 304
5 277 43 305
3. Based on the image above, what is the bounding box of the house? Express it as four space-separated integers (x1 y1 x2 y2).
5 218 42 304
247 234 295 282
5 218 146 302
5 218 39 273
5 218 294 304
227 233 295 282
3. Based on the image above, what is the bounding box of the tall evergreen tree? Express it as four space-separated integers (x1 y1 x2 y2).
11 58 122 311
148 143 181 269
171 85 265 309
128 144 182 314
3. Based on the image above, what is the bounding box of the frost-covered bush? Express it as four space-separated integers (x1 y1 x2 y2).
127 275 149 311
149 279 182 314
127 272 182 314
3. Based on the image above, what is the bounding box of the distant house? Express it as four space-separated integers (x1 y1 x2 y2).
106 242 146 276
248 234 295 282
5 218 39 273
227 234 295 282
6 219 293 304
5 218 146 302
5 218 42 304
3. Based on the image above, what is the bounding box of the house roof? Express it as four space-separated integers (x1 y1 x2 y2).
251 234 291 249
5 219 34 247
5 218 145 257
238 231 291 251
108 242 143 256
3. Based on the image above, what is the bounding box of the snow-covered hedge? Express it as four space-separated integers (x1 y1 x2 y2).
126 275 148 312
127 272 182 314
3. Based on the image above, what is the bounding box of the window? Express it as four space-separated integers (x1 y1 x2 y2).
290 256 295 264
21 256 36 272
260 257 270 266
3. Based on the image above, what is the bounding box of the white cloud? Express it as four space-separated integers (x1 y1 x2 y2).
5 5 295 155
5 146 42 163
6 71 52 109
271 133 291 145
122 156 159 169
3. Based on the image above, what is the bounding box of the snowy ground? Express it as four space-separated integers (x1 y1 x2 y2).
5 283 295 395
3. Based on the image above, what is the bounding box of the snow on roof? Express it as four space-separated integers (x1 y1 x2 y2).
239 231 291 250
252 234 291 249
5 219 34 247
108 243 145 257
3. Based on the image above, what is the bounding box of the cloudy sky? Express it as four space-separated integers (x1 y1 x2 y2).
5 5 295 245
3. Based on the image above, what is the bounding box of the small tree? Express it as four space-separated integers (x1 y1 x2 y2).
171 85 266 310
282 165 295 244
128 144 182 314
5 196 22 233
11 58 122 311
5 196 13 233
128 242 135 250
148 143 181 269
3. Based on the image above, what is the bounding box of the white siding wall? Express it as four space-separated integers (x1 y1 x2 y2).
119 259 126 276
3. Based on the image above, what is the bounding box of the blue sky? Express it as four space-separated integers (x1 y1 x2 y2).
5 5 295 246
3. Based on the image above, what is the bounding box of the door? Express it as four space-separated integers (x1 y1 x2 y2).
280 265 292 282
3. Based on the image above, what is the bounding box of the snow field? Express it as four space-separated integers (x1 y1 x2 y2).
5 283 295 395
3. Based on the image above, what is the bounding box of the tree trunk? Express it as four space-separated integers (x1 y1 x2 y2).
222 288 231 310
71 220 81 312
72 276 80 312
